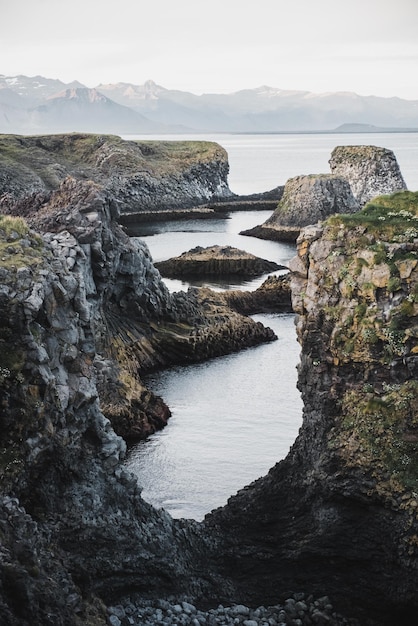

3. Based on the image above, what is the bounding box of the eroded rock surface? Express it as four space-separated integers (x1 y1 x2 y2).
1 134 417 626
329 145 407 206
0 173 279 624
0 134 233 215
242 174 358 241
242 145 407 243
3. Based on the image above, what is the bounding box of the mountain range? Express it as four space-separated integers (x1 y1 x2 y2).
1 74 418 135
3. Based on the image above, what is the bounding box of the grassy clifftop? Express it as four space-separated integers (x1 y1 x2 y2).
0 133 230 203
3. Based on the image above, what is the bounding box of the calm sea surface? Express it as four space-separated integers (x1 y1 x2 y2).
124 132 418 521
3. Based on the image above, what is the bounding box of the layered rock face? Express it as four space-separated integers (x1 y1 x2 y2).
0 134 233 215
2 134 417 626
207 190 418 624
329 145 407 206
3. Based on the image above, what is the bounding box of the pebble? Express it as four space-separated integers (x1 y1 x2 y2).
107 594 360 626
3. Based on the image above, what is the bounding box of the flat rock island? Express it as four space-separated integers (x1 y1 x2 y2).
154 245 285 278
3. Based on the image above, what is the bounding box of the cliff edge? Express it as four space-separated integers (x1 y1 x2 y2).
208 190 418 624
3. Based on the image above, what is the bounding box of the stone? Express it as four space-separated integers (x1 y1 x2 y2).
1 134 416 626
241 174 358 242
329 144 407 206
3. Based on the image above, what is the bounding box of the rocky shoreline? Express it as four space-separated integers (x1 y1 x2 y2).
107 594 359 626
241 146 407 242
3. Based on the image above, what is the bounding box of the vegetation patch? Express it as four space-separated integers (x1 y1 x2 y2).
0 215 44 271
330 380 418 492
327 191 418 242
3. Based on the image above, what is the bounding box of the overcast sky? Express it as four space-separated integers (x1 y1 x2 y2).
3 0 418 99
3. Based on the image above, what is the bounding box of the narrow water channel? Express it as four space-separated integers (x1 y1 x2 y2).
124 210 303 520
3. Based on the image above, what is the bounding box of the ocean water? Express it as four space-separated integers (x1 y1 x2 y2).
124 130 418 195
124 132 418 521
125 312 302 521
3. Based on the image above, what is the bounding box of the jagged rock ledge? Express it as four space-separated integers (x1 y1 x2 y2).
2 135 417 626
221 274 292 315
154 245 286 279
0 176 278 445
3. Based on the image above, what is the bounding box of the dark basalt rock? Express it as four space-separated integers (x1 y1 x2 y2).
206 197 418 624
154 245 285 278
241 145 407 244
0 133 234 215
221 274 292 314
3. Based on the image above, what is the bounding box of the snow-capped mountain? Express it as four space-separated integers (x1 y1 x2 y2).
1 74 418 135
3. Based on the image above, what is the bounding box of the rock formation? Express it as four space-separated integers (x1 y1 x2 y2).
0 169 280 624
207 190 418 625
241 145 407 243
241 174 359 241
0 176 277 443
154 245 285 279
221 274 292 314
329 145 407 206
0 133 234 215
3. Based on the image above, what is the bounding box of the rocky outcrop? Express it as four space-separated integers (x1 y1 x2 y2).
329 145 407 206
206 190 418 625
0 133 234 215
0 176 276 443
221 274 292 314
154 245 285 279
241 174 358 242
242 145 407 243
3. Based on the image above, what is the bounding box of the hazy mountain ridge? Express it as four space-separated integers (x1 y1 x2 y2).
1 74 418 134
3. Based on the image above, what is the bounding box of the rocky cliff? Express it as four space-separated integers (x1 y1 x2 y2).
242 174 359 241
207 190 418 624
0 133 233 215
0 167 279 624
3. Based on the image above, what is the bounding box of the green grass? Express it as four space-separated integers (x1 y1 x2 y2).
0 133 225 178
0 215 29 237
334 381 418 491
327 191 418 241
0 215 44 270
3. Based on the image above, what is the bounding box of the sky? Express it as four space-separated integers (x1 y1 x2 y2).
2 0 418 100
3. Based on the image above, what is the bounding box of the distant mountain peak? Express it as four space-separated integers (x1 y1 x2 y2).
47 87 107 104
1 73 418 134
97 80 165 102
